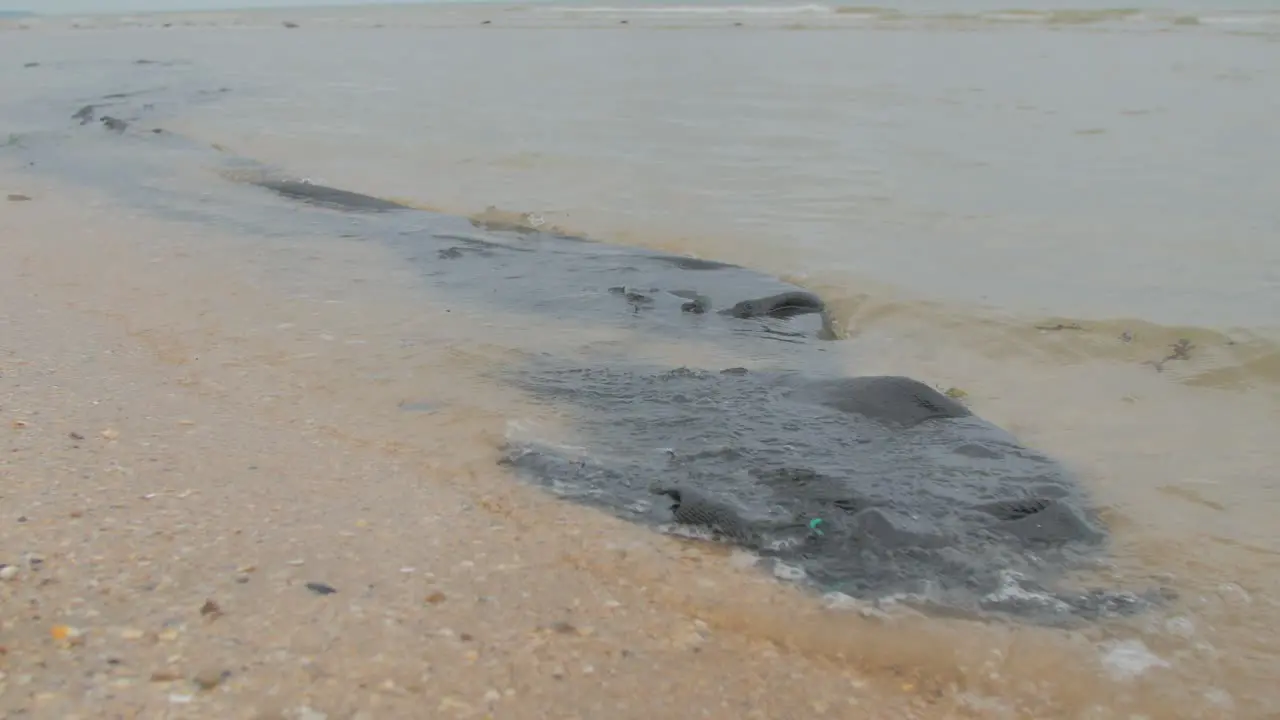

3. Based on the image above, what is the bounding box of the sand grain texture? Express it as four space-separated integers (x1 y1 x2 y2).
0 178 948 719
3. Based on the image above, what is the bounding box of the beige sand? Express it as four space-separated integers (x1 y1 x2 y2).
0 172 950 720
0 175 1235 719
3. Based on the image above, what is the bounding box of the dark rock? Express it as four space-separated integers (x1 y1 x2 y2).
721 291 824 319
792 375 972 426
304 582 337 595
650 255 736 271
71 104 95 124
255 180 408 212
100 116 128 132
849 508 947 549
680 294 710 314
651 487 759 545
994 499 1104 545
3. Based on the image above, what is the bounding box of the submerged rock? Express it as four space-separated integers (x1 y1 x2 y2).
499 361 1137 624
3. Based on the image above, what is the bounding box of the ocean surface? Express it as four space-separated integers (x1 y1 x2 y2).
3 1 1279 716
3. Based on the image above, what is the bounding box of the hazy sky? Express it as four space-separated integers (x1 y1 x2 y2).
0 0 429 14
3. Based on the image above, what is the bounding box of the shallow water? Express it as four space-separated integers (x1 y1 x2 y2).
3 4 1280 716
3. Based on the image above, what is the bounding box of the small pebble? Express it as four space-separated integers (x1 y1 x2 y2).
193 668 228 690
150 670 182 682
100 428 119 440
425 591 447 604
305 582 337 596
0 565 18 581
199 599 223 618
50 625 86 646
6 194 31 202
119 628 144 640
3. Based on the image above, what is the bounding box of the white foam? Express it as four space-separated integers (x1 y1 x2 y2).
1099 639 1170 681
772 561 806 581
981 570 1072 614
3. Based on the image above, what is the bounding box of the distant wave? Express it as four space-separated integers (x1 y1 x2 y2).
544 4 835 14
533 4 1280 28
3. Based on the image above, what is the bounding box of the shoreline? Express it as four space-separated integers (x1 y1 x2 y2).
0 175 917 718
0 165 1229 720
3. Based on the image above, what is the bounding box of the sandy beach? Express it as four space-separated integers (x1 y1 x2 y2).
0 145 1255 720
1 182 929 719
3 3 1279 717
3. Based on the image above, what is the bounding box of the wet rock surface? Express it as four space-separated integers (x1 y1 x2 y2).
498 363 1142 624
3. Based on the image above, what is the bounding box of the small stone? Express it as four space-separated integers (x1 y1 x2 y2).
549 621 576 635
7 194 31 202
51 625 85 646
169 693 193 704
158 628 180 642
483 689 501 703
425 591 446 605
0 565 18 581
438 697 473 713
193 667 228 690
100 428 119 440
297 706 328 720
199 599 223 618
305 582 337 596
69 432 85 440
150 670 182 682
287 559 305 566
119 628 145 640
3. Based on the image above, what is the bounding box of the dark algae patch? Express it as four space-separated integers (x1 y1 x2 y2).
0 81 1168 626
